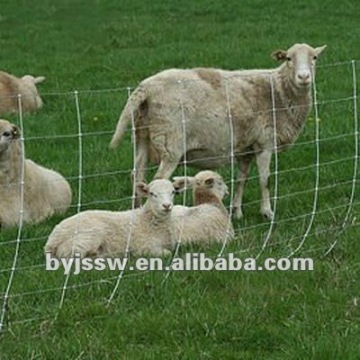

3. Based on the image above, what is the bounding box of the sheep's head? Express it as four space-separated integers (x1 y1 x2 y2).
21 75 46 85
20 75 46 110
271 43 326 88
0 119 20 154
173 170 229 200
137 179 175 217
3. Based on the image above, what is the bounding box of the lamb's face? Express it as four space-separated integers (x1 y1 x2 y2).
21 75 45 109
195 171 229 200
0 119 20 153
173 170 229 200
137 179 175 217
272 43 326 88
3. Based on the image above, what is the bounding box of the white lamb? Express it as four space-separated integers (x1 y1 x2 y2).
44 179 176 259
110 43 326 220
172 170 234 246
0 119 71 227
0 71 45 113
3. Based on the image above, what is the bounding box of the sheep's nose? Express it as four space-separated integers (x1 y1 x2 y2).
162 204 172 211
297 72 310 81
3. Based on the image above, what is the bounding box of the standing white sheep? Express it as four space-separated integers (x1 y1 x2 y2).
44 179 176 259
172 170 234 246
110 43 326 220
0 71 45 113
0 119 71 227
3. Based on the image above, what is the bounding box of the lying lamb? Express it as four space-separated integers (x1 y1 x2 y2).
110 43 326 219
0 119 71 227
172 170 234 246
0 71 45 113
44 179 176 258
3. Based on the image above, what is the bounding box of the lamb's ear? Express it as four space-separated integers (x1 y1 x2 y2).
11 125 20 139
271 49 287 61
314 45 327 57
204 177 215 187
34 76 46 84
136 182 149 196
172 176 195 192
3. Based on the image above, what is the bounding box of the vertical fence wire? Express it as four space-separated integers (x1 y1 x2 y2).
57 90 83 310
0 94 25 332
107 87 137 305
287 70 321 258
218 77 236 257
255 75 279 260
162 80 188 282
325 60 359 255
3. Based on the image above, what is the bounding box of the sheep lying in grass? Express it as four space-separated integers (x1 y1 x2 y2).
0 71 45 113
110 43 326 220
172 170 234 246
44 179 176 259
0 119 71 227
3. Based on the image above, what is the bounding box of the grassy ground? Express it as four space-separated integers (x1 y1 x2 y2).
1 0 360 358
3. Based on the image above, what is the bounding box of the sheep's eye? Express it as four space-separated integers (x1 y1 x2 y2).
3 131 10 137
286 56 291 62
172 190 175 195
149 191 157 197
313 55 317 60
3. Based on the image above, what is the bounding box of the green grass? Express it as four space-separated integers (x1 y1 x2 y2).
1 0 360 358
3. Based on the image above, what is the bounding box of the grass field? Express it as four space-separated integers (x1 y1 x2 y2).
1 0 360 358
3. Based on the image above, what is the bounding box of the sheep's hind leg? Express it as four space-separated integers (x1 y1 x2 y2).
256 150 274 220
133 139 149 207
233 154 254 219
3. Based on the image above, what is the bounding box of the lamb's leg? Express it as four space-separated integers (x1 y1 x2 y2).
256 150 274 220
233 154 254 219
133 140 148 207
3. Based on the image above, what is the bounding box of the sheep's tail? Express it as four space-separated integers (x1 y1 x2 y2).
109 86 147 149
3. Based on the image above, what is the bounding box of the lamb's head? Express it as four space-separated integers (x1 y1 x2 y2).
0 119 20 154
272 43 326 88
173 170 229 201
20 75 46 109
137 179 175 218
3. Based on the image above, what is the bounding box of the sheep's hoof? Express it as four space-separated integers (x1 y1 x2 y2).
233 207 244 220
260 208 274 221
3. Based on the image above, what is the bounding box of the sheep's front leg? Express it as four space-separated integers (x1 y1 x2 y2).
256 150 274 220
151 134 181 180
233 155 254 219
154 159 179 180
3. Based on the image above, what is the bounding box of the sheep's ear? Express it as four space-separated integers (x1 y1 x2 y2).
314 45 327 57
11 125 20 139
172 176 195 192
271 49 287 61
34 76 46 84
204 177 215 187
136 182 149 196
